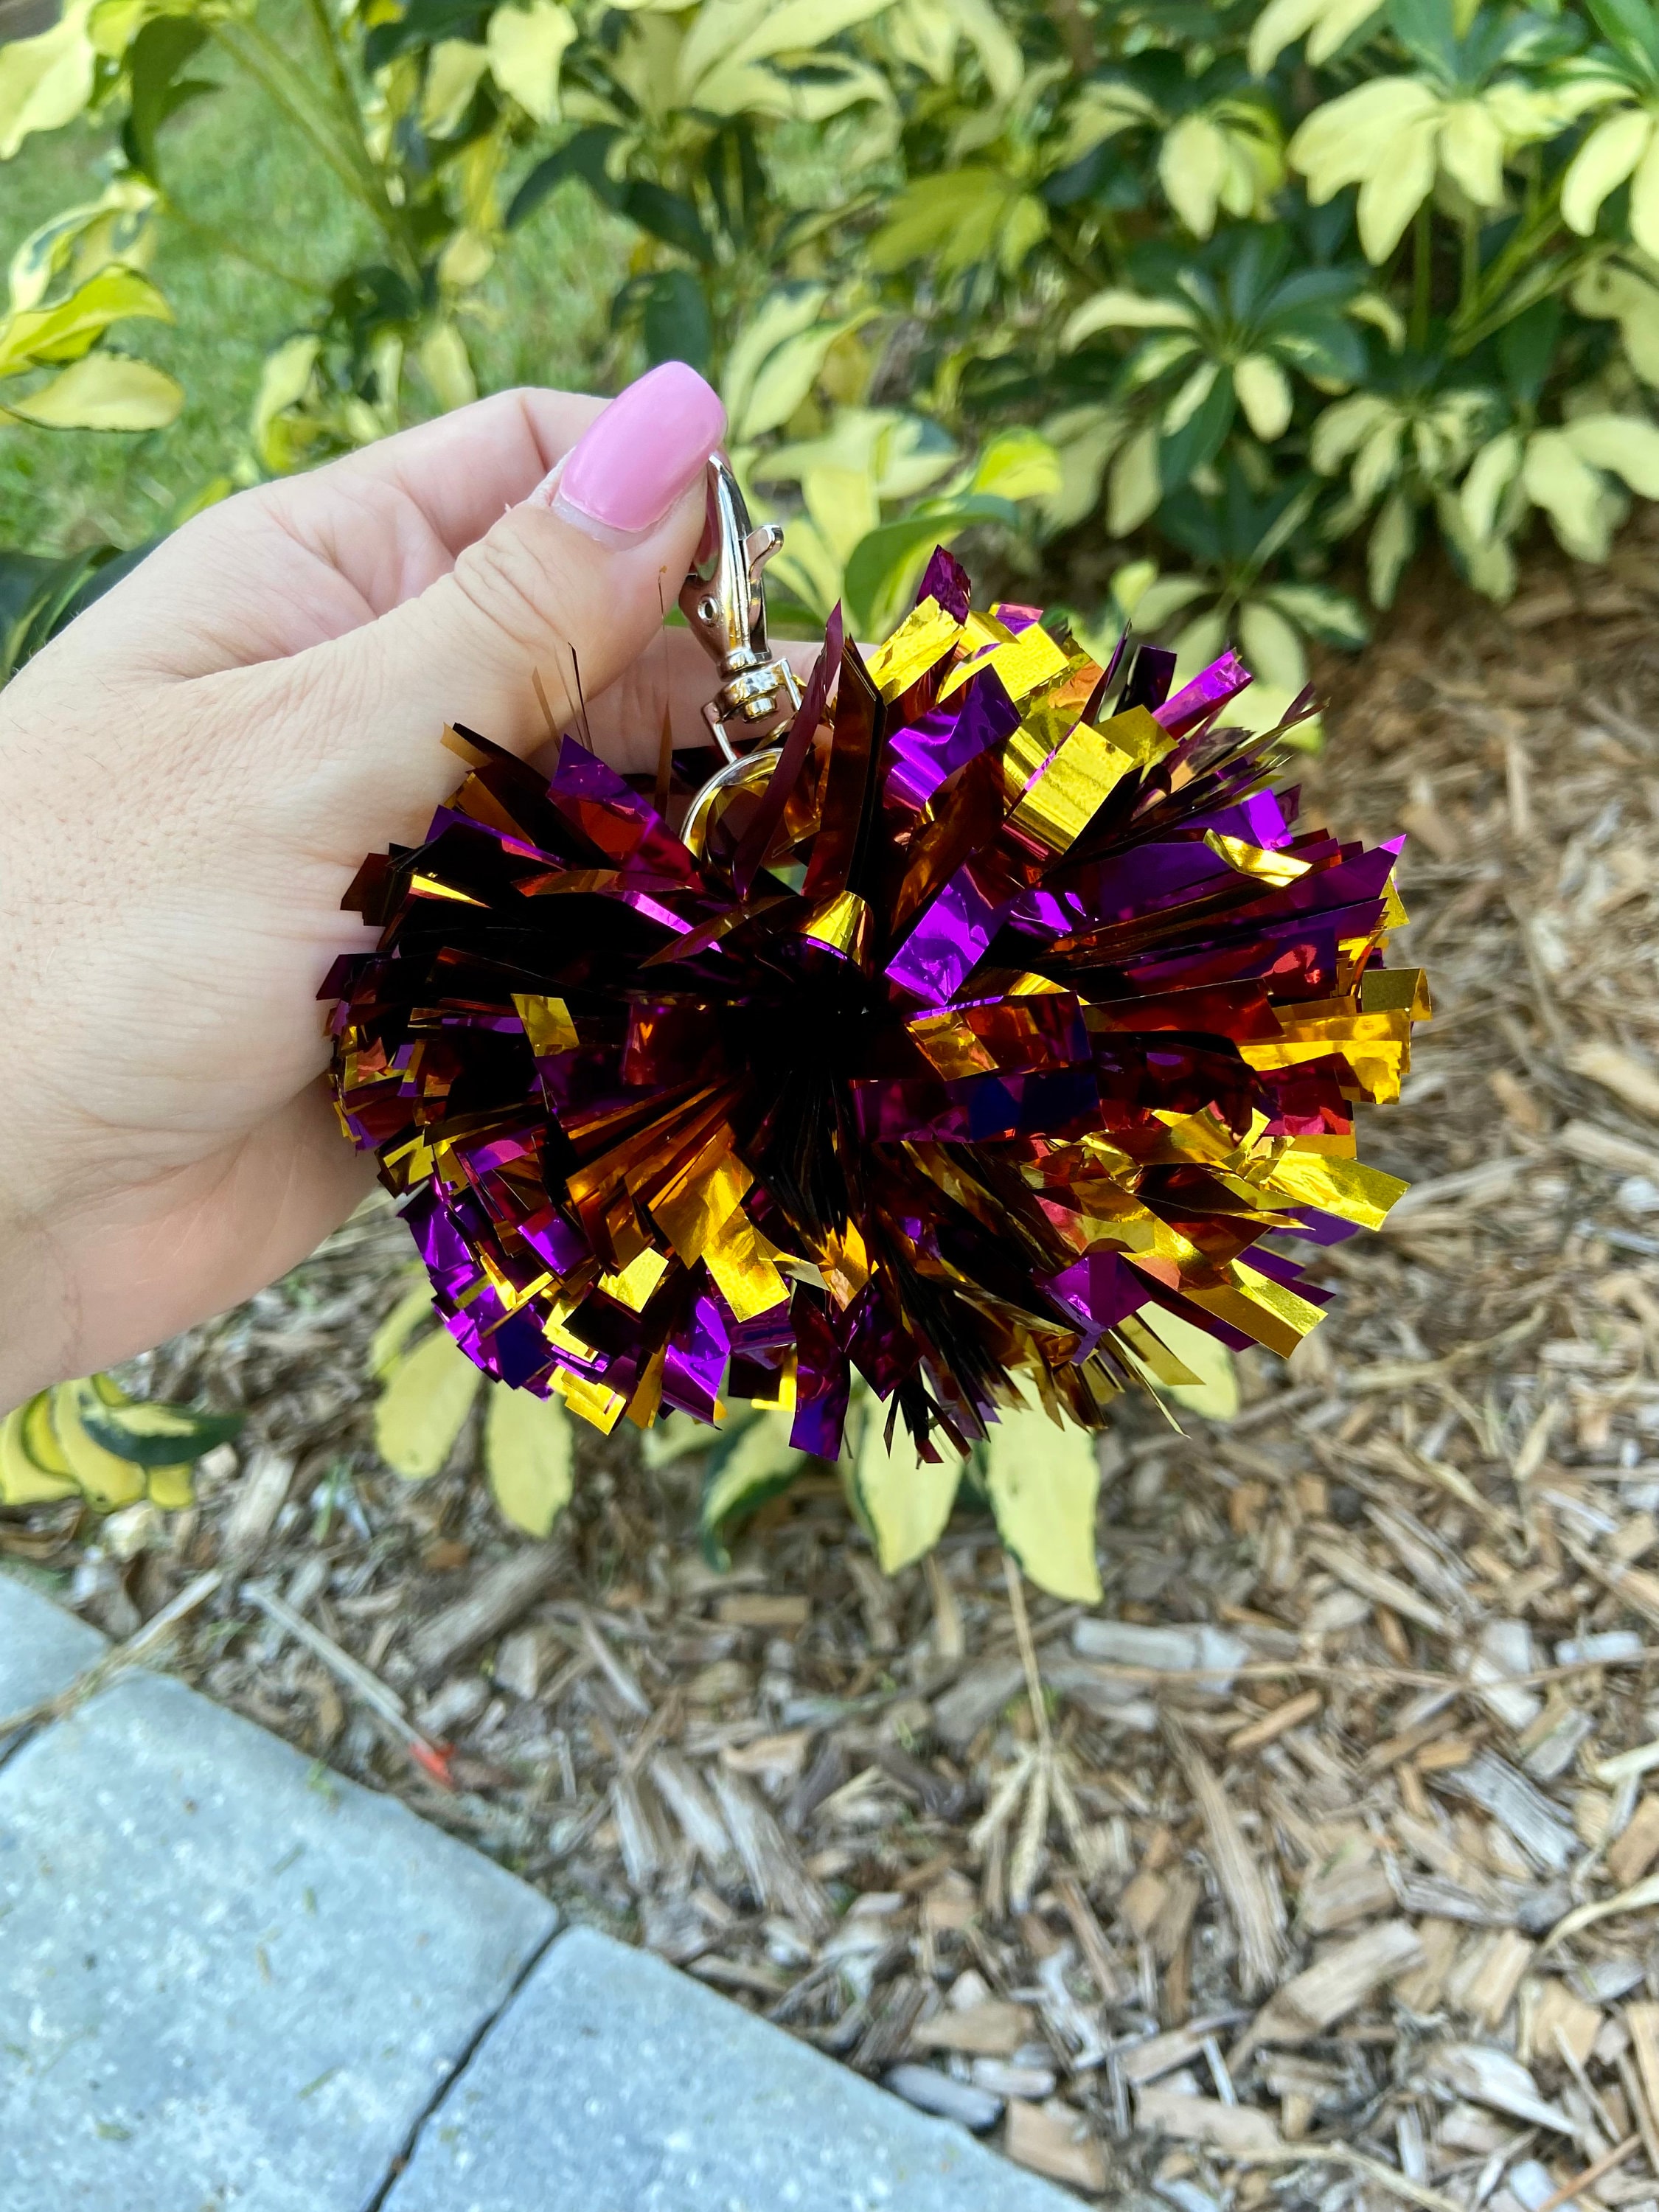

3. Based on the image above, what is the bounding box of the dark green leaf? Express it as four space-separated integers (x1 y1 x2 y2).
122 16 211 180
364 0 487 72
1587 0 1659 76
78 1399 246 1468
1387 0 1458 75
1498 296 1562 403
507 128 622 228
1159 376 1236 488
639 268 713 375
1271 315 1366 383
622 181 714 265
842 495 1018 636
0 543 153 684
704 120 765 245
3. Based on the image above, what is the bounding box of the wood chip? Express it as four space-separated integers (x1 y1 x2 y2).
1526 1980 1602 2070
1566 1043 1659 1122
1608 1797 1659 1887
406 1545 564 1678
910 1999 1034 2057
1137 2084 1286 2158
1120 2014 1254 2085
1299 1846 1396 1934
1178 1734 1285 1996
222 1447 295 1559
1441 1750 1579 1873
1626 2004 1659 2162
708 1767 831 1936
1229 1689 1323 1753
1246 1920 1425 2047
714 1592 811 1629
1306 1537 1451 1634
1428 2042 1575 2132
1004 2099 1107 2193
1463 1928 1534 2028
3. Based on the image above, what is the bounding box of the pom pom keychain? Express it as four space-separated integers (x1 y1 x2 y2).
324 459 1427 1478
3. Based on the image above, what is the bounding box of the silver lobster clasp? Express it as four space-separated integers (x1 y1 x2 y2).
680 456 802 764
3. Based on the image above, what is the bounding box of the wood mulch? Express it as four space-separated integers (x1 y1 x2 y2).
8 538 1659 2203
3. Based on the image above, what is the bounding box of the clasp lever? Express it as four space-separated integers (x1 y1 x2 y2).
679 457 801 764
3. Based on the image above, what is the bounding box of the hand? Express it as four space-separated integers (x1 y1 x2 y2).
0 362 783 1406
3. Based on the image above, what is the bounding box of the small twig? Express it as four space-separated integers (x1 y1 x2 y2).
0 1568 224 1740
241 1579 452 1786
1248 2142 1470 2212
548 1693 681 1865
1057 1653 1659 1693
1529 2134 1641 2212
1003 1553 1050 1749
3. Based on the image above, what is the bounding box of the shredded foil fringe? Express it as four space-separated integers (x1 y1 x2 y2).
324 549 1428 1458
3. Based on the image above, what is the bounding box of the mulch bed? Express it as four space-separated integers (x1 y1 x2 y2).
9 537 1659 2202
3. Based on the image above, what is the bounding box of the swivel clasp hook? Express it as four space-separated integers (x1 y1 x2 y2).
680 456 802 765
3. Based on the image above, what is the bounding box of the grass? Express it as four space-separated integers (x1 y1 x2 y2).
0 18 631 558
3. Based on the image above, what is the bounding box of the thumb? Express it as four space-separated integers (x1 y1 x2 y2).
358 361 726 761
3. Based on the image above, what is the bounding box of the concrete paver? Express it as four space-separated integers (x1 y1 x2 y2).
0 1668 556 2212
385 1924 1077 2212
0 1570 104 1722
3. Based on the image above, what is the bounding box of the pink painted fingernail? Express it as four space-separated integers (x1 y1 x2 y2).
536 361 726 539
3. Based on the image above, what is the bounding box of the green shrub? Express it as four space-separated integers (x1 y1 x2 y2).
7 0 1659 703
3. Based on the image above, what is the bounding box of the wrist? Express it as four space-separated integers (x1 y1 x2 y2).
0 1192 77 1409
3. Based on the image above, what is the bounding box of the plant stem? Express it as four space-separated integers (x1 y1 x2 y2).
1458 214 1478 319
163 201 324 295
1411 199 1433 348
1046 0 1096 74
299 0 420 278
209 19 382 225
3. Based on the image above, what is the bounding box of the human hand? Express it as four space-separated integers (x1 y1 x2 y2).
0 361 774 1406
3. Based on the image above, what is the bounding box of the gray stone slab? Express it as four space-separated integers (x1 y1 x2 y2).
0 1569 104 1721
0 1670 557 2212
385 1924 1077 2212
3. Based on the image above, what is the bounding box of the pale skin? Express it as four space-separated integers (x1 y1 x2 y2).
0 385 812 1408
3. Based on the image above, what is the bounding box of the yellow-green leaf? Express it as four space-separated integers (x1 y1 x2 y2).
51 1383 147 1508
1234 352 1293 442
955 0 1023 103
1160 112 1229 239
981 1399 1102 1603
734 314 867 443
1062 288 1194 350
1107 425 1161 533
0 265 173 378
484 1382 574 1536
0 1404 77 1506
369 1283 438 1380
418 319 477 410
1562 105 1652 237
967 425 1062 501
722 285 826 443
487 0 575 123
641 1408 721 1467
1461 428 1523 541
1237 599 1307 694
375 1328 483 1480
850 1407 962 1574
147 1463 195 1510
0 0 95 161
4 350 181 430
422 38 492 136
1566 411 1659 499
1138 1307 1240 1421
700 1409 806 1562
1523 427 1615 561
680 0 890 92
